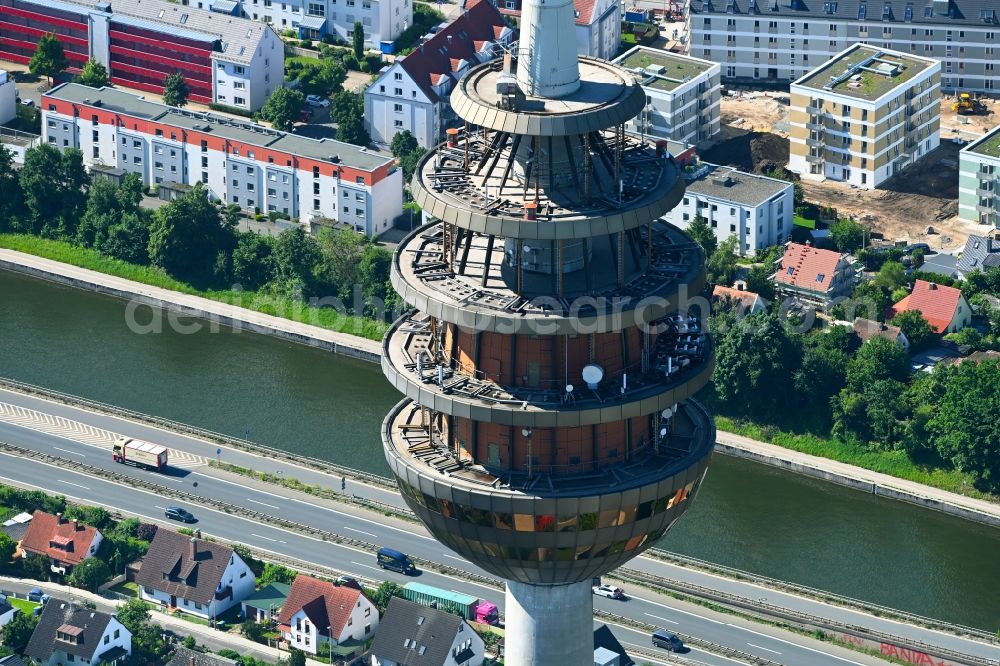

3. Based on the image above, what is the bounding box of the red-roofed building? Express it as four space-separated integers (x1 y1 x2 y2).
365 0 514 148
889 280 972 334
772 242 856 306
278 575 379 656
475 0 621 60
19 511 103 575
712 283 765 314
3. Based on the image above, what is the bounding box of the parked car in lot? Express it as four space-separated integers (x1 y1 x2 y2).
652 628 685 652
305 94 329 108
592 583 625 599
904 242 932 255
164 506 197 523
27 587 50 604
19 98 34 107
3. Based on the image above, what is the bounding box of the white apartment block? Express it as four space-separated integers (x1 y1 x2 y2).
42 83 403 236
664 162 794 254
788 44 940 189
958 124 1000 226
365 0 513 148
478 0 620 60
613 46 721 145
240 0 411 49
686 0 998 93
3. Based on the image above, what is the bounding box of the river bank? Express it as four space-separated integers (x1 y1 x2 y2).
2 246 998 530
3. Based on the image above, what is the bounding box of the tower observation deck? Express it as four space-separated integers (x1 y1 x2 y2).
380 0 715 662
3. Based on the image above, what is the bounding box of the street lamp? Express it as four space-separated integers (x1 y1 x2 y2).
327 625 333 663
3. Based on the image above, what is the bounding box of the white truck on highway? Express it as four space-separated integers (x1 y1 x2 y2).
112 437 168 471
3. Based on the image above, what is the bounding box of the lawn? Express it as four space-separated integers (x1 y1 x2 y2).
0 234 388 342
109 581 139 597
9 597 39 614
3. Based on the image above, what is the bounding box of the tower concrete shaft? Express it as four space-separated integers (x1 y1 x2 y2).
381 2 715 663
515 0 581 98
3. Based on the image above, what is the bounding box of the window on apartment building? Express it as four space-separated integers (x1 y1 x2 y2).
283 191 289 200
314 182 320 195
155 161 164 171
314 198 321 210
313 166 320 177
307 1 325 15
268 188 277 197
356 176 364 184
394 120 403 128
234 81 246 90
393 73 402 82
201 172 208 183
92 147 99 159
379 85 385 93
92 130 99 142
134 156 141 164
234 97 246 106
343 205 349 213
47 136 56 145
155 129 163 137
394 87 403 96
247 182 254 191
234 179 240 188
355 208 364 216
232 195 239 204
394 103 403 112
235 66 245 75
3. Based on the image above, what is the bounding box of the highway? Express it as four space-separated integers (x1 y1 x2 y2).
0 391 995 665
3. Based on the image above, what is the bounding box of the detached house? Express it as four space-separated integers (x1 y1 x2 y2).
772 242 856 307
365 0 514 148
890 280 972 335
24 601 131 666
278 575 380 656
370 597 484 666
20 512 102 575
135 530 255 620
852 318 910 351
712 283 765 315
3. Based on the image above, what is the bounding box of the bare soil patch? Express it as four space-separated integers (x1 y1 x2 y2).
700 131 790 175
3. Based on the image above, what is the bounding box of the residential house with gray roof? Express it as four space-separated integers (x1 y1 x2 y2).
23 601 130 666
687 0 999 93
369 597 484 666
957 232 1000 275
662 162 793 254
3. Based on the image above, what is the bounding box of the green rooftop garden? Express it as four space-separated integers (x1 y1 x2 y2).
797 46 929 101
968 129 1000 159
618 48 712 92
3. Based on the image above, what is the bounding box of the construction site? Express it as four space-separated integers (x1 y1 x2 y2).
703 91 1000 251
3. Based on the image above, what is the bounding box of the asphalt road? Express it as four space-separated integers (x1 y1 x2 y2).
0 388 996 665
0 437 891 666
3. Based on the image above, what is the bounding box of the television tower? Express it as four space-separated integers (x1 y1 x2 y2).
380 0 715 661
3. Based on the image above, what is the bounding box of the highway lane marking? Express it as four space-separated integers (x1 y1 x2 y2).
53 446 86 457
342 526 378 538
643 613 679 625
725 623 867 666
685 646 748 665
191 471 436 541
350 561 383 572
251 533 287 544
637 597 725 625
58 479 91 490
746 642 782 655
247 498 280 510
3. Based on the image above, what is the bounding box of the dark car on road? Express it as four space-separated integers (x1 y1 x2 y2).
652 628 685 652
164 506 197 523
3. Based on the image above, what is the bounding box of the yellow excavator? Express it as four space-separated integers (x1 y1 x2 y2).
953 93 988 115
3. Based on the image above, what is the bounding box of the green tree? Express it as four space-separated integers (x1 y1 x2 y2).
910 248 925 269
258 562 297 587
706 236 739 286
829 218 865 253
18 143 89 237
0 145 24 230
845 336 911 392
148 185 236 285
289 648 307 666
316 225 367 299
370 581 404 612
793 344 848 410
744 264 775 301
357 243 397 315
841 280 892 322
390 130 419 158
874 261 907 291
241 619 265 642
183 635 197 649
330 91 369 146
29 33 68 86
713 311 802 419
64 504 113 530
101 212 152 264
890 309 936 353
272 226 323 297
260 87 304 132
685 215 717 258
0 531 16 566
927 360 1000 490
78 58 109 88
68 557 112 591
1 608 39 653
232 232 277 291
21 552 50 580
117 598 151 635
352 21 365 60
162 71 190 108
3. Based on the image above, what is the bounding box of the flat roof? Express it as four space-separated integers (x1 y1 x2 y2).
23 0 275 65
794 45 935 102
45 83 394 172
685 163 791 207
963 123 1000 159
614 46 715 92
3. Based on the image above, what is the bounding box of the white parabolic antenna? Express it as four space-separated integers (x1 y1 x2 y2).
582 364 604 389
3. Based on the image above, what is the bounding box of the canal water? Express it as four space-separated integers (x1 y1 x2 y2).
2 269 998 631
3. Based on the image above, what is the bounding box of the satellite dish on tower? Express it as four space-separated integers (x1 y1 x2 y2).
582 364 604 389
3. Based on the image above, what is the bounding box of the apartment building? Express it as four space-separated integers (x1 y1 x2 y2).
475 0 619 60
613 46 721 145
958 123 1000 226
42 83 403 235
365 0 513 148
247 0 410 49
687 0 998 93
663 162 793 254
0 0 283 110
787 45 940 188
